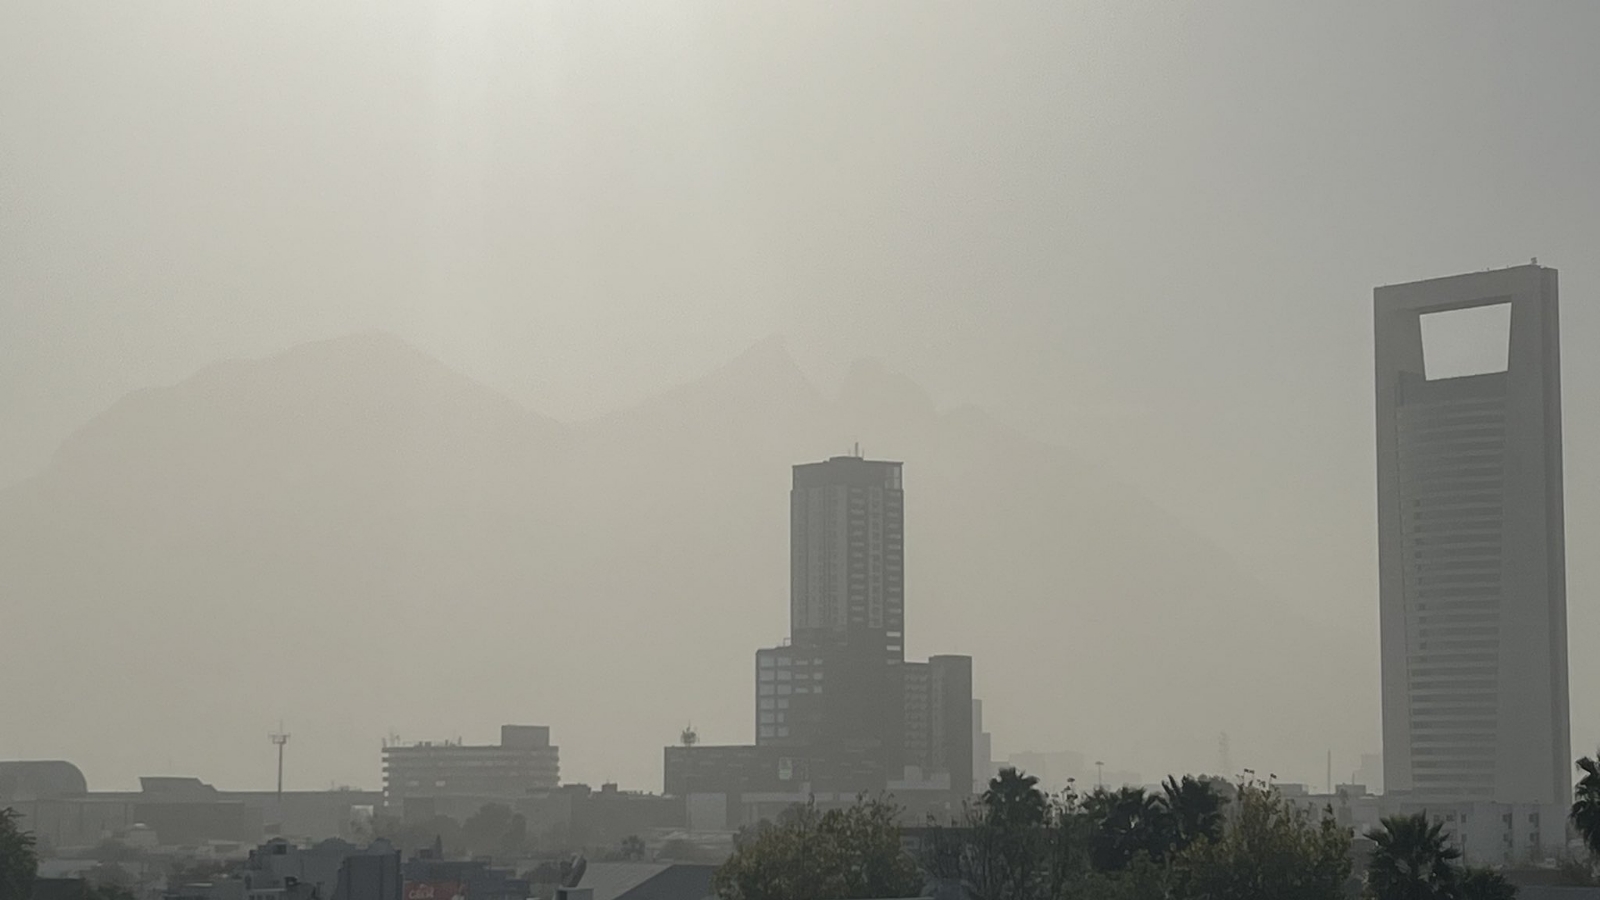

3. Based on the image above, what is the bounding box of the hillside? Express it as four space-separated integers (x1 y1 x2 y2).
0 334 1359 791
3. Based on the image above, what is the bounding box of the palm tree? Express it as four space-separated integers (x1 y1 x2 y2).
1572 753 1600 859
1157 775 1228 854
1366 812 1462 900
982 767 1047 829
1084 786 1166 871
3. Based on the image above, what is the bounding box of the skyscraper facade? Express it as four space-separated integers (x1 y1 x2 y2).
1375 264 1568 805
779 456 907 773
790 456 905 664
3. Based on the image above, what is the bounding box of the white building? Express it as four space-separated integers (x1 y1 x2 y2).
1290 786 1572 867
1375 265 1570 806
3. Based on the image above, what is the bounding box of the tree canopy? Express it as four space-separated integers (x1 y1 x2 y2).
1573 753 1600 861
0 808 37 900
1170 782 1351 900
1365 812 1463 900
713 798 924 900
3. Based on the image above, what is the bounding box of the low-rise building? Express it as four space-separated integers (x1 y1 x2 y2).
3 761 378 850
382 726 559 819
163 838 401 900
1287 787 1573 867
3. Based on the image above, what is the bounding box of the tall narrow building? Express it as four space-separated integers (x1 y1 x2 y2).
1374 264 1569 805
790 455 905 663
774 455 907 774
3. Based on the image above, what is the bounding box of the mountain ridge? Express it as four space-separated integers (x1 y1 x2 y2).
0 333 1361 792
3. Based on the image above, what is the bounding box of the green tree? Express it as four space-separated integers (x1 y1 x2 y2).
620 835 647 861
1456 868 1517 900
500 813 532 860
372 813 464 857
1365 813 1461 900
983 769 1048 830
1158 776 1228 856
44 880 137 900
1073 855 1172 900
0 808 38 900
1572 754 1600 860
1084 787 1166 872
1172 782 1352 900
713 798 923 900
921 802 1048 900
464 804 516 858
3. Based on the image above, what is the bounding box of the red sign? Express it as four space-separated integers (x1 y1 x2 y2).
405 883 466 900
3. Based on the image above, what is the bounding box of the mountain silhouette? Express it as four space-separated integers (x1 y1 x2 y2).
0 334 1355 791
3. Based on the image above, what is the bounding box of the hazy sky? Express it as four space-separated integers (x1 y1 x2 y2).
4 2 1600 790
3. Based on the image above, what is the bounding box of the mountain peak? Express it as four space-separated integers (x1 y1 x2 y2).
720 334 807 382
835 357 936 417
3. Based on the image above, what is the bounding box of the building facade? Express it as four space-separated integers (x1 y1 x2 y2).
382 725 559 817
789 456 905 663
901 656 974 795
1374 264 1569 805
667 454 975 811
1289 788 1569 868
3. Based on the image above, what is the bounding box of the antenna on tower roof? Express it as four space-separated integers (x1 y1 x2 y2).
853 441 862 458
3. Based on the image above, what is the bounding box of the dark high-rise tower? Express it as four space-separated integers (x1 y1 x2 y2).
790 455 905 663
1375 264 1568 805
755 455 907 781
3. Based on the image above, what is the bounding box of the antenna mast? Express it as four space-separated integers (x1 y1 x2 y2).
269 723 291 805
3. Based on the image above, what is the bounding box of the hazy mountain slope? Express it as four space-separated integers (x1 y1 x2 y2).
0 333 578 787
572 353 1361 783
0 335 1361 792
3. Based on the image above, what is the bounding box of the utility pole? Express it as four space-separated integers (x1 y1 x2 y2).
269 724 291 805
1095 760 1104 789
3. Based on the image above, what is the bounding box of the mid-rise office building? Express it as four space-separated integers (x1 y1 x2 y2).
971 700 995 794
382 725 559 817
1374 264 1569 805
900 655 974 794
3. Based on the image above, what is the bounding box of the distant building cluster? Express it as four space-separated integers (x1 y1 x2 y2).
663 454 978 829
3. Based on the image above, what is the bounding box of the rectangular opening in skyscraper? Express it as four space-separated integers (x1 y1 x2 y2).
1419 302 1512 380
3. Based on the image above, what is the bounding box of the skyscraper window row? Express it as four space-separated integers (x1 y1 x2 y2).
1410 571 1502 585
1409 492 1506 507
1406 508 1506 523
1409 683 1498 694
1414 625 1500 637
1400 469 1504 487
